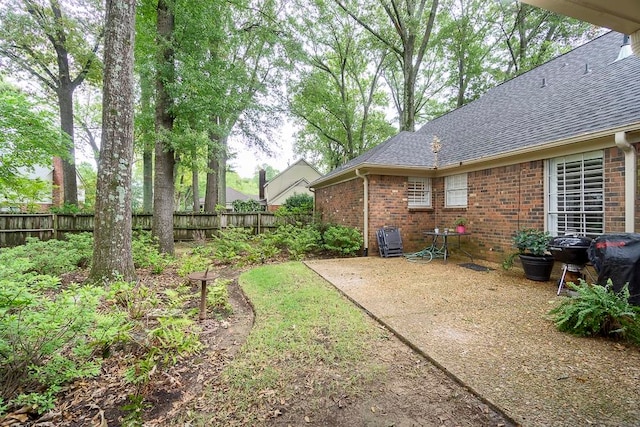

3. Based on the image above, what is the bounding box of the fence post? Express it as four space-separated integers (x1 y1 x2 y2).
53 213 58 240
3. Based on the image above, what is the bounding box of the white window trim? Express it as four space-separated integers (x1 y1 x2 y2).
445 173 468 207
546 151 604 237
407 177 431 208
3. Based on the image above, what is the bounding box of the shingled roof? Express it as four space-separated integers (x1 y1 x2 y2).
313 31 640 186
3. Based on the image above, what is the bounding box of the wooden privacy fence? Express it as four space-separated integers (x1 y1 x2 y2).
0 212 306 247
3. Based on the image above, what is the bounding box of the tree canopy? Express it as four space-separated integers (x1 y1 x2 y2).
0 79 69 197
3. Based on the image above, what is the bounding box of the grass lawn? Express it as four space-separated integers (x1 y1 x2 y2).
184 261 387 425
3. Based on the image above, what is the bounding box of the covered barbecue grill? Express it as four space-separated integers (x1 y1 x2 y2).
587 233 640 306
549 234 594 295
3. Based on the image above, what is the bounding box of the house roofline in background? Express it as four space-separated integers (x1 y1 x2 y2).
310 123 640 189
264 158 321 186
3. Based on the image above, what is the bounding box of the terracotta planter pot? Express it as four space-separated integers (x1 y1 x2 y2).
519 254 555 281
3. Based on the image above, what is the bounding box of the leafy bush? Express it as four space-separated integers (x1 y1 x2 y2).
549 279 640 344
211 227 256 264
264 223 321 260
132 231 173 273
0 233 93 276
282 193 313 214
0 262 129 414
231 199 263 212
207 278 233 314
274 193 314 224
322 225 363 256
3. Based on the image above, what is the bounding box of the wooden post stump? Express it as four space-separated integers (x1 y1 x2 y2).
188 268 215 321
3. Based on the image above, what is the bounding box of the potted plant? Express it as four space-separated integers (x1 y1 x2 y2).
504 228 555 281
454 217 467 233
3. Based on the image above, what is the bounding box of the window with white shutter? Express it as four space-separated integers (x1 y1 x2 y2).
445 174 467 207
547 151 604 237
407 177 431 207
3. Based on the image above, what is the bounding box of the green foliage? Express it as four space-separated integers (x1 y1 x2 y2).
0 262 120 413
512 228 551 256
207 279 233 314
231 199 263 213
177 253 212 277
0 233 93 276
265 223 322 260
132 231 173 273
0 79 70 194
549 280 640 344
49 203 83 214
211 227 256 264
322 225 363 256
282 193 314 214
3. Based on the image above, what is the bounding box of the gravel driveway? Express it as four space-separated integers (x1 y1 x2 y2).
305 256 640 427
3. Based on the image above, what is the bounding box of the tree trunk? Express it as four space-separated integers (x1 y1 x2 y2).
192 154 199 212
141 75 154 213
218 135 228 208
90 0 137 283
203 137 219 213
152 0 175 255
143 147 153 212
57 84 79 205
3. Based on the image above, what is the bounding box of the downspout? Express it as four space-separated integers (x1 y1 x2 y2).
355 169 369 256
615 131 637 233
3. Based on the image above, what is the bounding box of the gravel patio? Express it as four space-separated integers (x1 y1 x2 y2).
304 256 640 427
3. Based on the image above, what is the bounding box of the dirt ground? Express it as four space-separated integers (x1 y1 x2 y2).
3 262 517 427
305 256 640 427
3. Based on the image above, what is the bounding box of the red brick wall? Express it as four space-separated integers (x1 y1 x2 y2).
315 147 633 262
314 178 364 230
367 175 433 253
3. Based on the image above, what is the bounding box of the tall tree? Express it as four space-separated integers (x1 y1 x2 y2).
437 0 499 108
0 0 104 206
152 0 176 255
90 0 137 282
334 0 441 131
496 1 592 78
288 0 396 170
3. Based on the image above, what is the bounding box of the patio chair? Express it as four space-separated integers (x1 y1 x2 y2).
377 227 404 258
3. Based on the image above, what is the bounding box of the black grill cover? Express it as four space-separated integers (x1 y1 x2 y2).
587 233 640 305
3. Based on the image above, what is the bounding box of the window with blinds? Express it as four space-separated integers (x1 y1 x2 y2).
445 173 467 207
407 177 431 207
548 151 604 237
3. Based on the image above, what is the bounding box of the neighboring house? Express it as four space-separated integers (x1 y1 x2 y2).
310 31 640 261
262 159 321 211
0 164 85 212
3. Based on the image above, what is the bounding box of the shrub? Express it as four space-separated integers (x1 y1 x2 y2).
211 227 255 264
322 225 363 256
0 267 127 414
231 199 263 212
548 279 640 344
264 223 321 260
0 233 93 276
132 231 173 273
281 193 313 214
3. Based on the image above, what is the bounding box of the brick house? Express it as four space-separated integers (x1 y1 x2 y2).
310 31 640 262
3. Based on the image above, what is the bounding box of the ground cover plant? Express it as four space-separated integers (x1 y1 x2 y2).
549 279 640 344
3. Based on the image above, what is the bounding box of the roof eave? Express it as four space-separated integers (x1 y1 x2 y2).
311 124 640 188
